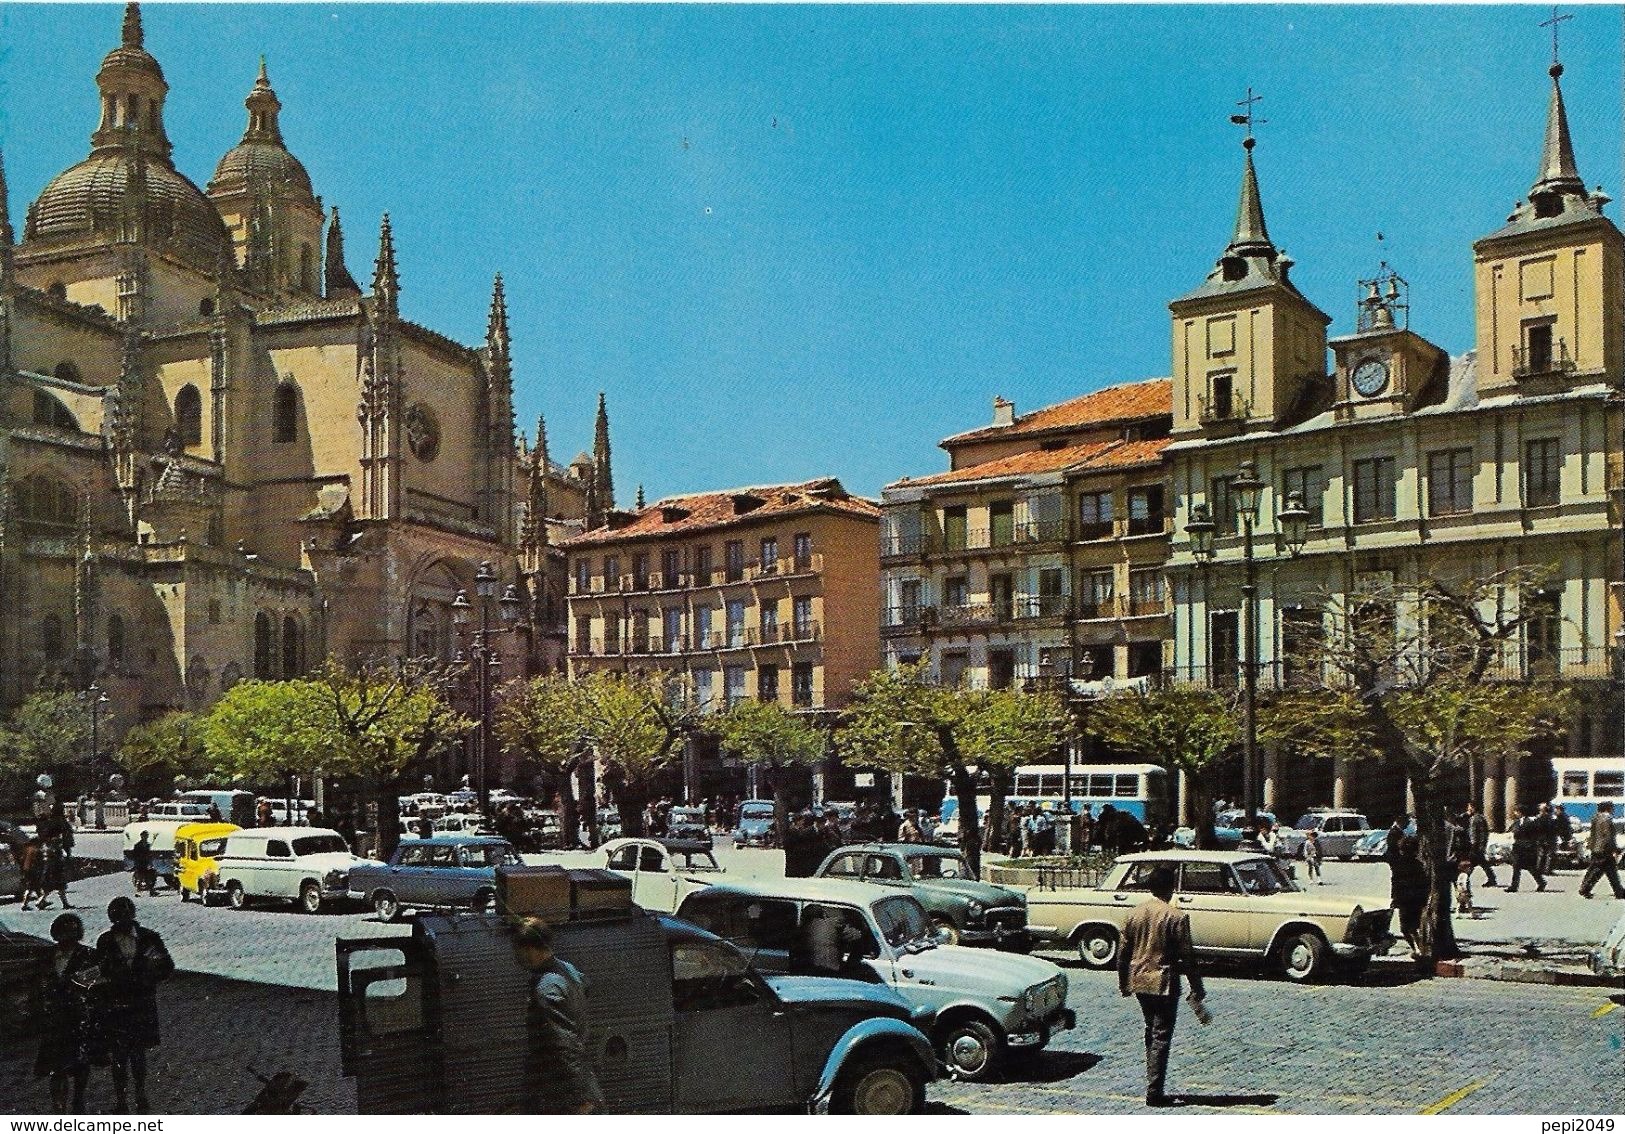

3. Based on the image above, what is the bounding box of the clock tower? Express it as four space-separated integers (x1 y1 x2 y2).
1328 266 1450 420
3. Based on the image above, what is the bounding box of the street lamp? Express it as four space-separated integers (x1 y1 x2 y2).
86 684 110 828
452 562 522 815
1186 461 1305 827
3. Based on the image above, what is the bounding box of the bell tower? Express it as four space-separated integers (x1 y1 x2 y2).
1169 90 1330 437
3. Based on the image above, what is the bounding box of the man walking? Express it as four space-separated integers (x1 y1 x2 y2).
1117 865 1206 1107
512 919 602 1114
1533 803 1557 876
1505 808 1546 893
1577 800 1625 900
1459 803 1498 887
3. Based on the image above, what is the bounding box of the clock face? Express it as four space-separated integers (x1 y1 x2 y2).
1351 357 1390 397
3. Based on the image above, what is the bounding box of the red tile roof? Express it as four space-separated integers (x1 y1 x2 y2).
560 478 879 547
942 377 1172 446
903 436 1169 488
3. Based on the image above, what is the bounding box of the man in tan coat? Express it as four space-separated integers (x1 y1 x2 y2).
1117 865 1205 1106
1578 800 1624 900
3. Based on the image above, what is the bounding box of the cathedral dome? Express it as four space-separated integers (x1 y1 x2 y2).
26 151 232 274
209 141 315 201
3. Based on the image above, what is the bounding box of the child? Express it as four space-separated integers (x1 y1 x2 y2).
1454 859 1475 915
1303 828 1324 884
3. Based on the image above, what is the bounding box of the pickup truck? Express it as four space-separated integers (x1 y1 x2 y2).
346 836 523 922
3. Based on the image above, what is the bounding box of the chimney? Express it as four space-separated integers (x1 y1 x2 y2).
992 396 1015 427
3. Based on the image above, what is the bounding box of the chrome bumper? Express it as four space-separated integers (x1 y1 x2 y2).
1007 1007 1076 1047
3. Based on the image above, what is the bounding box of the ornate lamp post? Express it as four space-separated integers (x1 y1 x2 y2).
86 684 111 828
1185 464 1308 826
452 562 522 816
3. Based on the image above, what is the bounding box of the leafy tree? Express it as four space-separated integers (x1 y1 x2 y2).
115 710 214 793
840 661 1065 874
1260 568 1572 961
0 691 96 785
1088 686 1239 848
495 673 593 848
576 671 697 836
714 698 826 836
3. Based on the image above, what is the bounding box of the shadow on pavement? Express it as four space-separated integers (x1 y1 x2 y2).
1176 1092 1279 1108
924 1102 971 1114
1004 1050 1103 1083
1348 962 1431 988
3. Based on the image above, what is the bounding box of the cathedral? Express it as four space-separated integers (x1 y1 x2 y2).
0 4 611 743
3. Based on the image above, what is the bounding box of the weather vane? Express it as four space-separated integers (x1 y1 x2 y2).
1540 6 1572 70
1229 87 1266 150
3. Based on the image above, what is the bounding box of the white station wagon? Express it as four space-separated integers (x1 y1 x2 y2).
215 826 368 913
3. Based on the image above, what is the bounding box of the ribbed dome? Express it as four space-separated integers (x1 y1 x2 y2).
27 152 231 273
209 141 314 201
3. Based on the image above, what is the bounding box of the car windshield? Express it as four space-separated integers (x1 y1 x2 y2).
741 804 773 819
872 895 934 950
906 852 973 880
290 835 348 856
1233 858 1300 895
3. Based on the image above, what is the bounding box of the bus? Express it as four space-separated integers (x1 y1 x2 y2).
1551 756 1625 823
938 763 1172 831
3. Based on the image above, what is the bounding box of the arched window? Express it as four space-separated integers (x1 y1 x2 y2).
41 615 63 659
282 616 302 678
108 614 127 672
254 612 275 679
273 383 298 444
175 384 202 447
54 361 82 384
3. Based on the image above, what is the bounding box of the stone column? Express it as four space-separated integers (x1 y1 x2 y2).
1404 777 1416 817
1481 755 1502 830
1333 754 1349 810
1262 744 1281 814
1178 768 1192 827
1502 755 1521 826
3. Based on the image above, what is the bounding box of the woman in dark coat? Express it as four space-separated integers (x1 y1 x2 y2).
95 897 173 1114
35 913 98 1114
1388 835 1431 957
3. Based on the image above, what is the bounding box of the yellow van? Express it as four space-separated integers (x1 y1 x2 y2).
175 822 240 903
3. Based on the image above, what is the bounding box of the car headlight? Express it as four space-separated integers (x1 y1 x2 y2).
967 900 984 922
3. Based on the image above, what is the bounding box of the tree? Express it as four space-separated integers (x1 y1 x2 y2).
1088 686 1239 848
840 662 1066 874
0 691 96 784
714 699 826 837
495 673 593 848
115 711 214 793
576 672 696 836
1260 568 1572 961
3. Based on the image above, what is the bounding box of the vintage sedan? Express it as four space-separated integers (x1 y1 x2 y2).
346 836 522 921
1022 849 1394 982
602 837 725 912
813 843 1029 949
1280 810 1373 860
732 800 777 847
1172 810 1279 851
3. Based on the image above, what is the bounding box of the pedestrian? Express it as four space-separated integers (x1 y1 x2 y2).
1075 805 1094 854
1384 814 1409 861
41 806 74 910
35 913 97 1114
781 812 823 878
95 896 173 1114
1303 828 1324 884
790 904 864 977
511 919 602 1114
1003 807 1022 857
206 803 222 823
21 834 48 910
1117 865 1206 1108
1533 802 1557 876
1577 800 1625 900
1388 835 1429 957
1552 805 1573 870
415 812 434 840
1454 859 1475 915
256 798 274 828
1506 807 1547 893
897 812 923 843
1458 803 1498 887
129 832 154 896
1257 819 1281 857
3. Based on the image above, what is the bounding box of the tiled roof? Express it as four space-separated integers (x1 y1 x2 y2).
904 436 1170 488
942 377 1172 446
560 478 879 547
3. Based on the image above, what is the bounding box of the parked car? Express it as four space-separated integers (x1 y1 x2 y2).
401 793 449 820
602 837 725 912
677 878 1073 1081
142 801 214 823
434 813 495 837
445 790 478 812
0 843 20 902
338 907 938 1113
267 799 317 826
1172 810 1279 850
1281 810 1373 860
216 826 368 913
596 808 624 841
665 806 711 846
174 822 240 903
346 836 522 921
1021 849 1393 982
814 843 1029 949
1352 821 1413 861
732 800 778 847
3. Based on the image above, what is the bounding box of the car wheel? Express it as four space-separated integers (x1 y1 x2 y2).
473 888 497 914
938 1017 1001 1081
1277 930 1325 982
1075 926 1119 969
226 882 247 910
831 1051 925 1115
299 882 323 915
373 890 400 923
930 917 962 946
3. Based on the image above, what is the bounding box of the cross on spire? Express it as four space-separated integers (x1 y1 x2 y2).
1230 87 1267 150
1540 6 1573 72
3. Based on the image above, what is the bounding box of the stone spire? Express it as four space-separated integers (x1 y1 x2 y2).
242 57 284 144
1532 59 1585 199
325 207 360 298
635 484 646 510
372 213 399 315
521 414 551 550
589 392 614 527
122 1 142 48
1227 138 1275 259
486 273 511 365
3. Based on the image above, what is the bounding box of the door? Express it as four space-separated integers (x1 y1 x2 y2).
1175 861 1252 953
389 843 434 905
670 940 795 1111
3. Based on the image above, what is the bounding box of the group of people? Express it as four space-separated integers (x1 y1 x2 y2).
17 805 76 911
986 802 1149 858
35 898 173 1115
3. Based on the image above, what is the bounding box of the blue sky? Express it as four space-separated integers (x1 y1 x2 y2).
1 4 1620 500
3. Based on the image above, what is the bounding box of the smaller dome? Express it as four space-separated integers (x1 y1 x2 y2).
209 142 315 202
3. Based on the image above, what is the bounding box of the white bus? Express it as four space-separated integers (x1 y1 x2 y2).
1551 756 1625 824
939 763 1171 830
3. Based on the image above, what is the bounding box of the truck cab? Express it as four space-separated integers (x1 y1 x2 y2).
336 908 936 1114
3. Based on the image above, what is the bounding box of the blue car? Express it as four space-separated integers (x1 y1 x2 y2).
732 800 777 847
1173 810 1278 850
346 835 522 921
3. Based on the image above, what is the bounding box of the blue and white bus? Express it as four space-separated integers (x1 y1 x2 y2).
1551 756 1625 823
939 763 1172 830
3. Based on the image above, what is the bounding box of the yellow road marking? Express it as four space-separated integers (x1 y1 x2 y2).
1592 1002 1619 1018
1419 1081 1487 1115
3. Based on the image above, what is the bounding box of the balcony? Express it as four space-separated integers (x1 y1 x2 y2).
1197 393 1251 437
1075 599 1115 621
1162 645 1617 691
1126 598 1167 618
1075 520 1115 542
1512 339 1576 382
1013 595 1070 621
882 533 927 559
1125 515 1168 537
